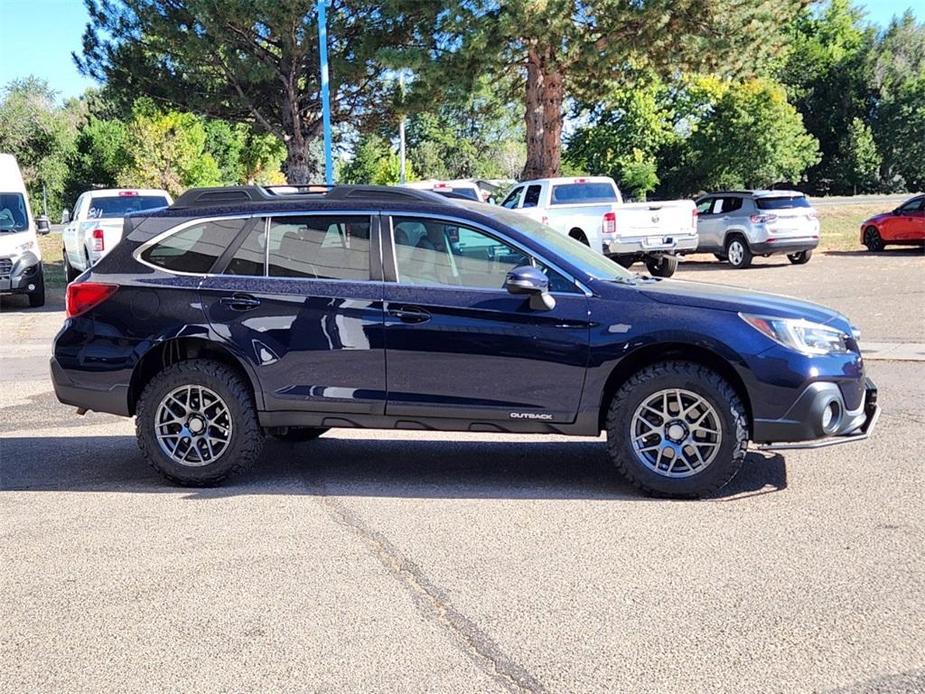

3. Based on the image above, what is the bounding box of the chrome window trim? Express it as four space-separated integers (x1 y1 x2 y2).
133 210 380 280
385 211 593 297
133 214 258 277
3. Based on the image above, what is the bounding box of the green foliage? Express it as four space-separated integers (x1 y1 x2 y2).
77 0 440 182
0 78 78 215
686 78 820 190
340 134 414 185
832 118 881 193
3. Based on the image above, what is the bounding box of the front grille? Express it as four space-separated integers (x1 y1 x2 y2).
0 257 12 279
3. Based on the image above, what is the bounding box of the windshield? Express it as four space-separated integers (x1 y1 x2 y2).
88 195 169 219
0 193 29 232
463 203 635 282
755 195 811 210
551 182 618 205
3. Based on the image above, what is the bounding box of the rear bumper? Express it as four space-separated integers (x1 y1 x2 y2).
605 233 698 256
750 237 819 254
753 378 879 450
50 357 131 416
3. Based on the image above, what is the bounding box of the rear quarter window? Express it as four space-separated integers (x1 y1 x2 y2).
140 218 249 274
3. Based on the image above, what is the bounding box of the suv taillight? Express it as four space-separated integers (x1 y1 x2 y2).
91 228 105 252
750 214 778 224
602 211 617 236
66 282 118 318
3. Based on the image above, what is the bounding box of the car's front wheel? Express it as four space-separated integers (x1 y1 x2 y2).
136 359 265 485
863 226 884 252
787 250 813 265
605 361 749 498
27 265 45 307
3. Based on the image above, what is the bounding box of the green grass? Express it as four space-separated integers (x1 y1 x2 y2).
38 233 66 289
816 203 886 251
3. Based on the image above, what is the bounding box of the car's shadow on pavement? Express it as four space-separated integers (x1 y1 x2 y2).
0 434 787 501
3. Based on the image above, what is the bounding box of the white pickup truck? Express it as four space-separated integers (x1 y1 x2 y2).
501 176 697 277
62 188 171 282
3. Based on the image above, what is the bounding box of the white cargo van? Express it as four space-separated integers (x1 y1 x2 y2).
0 154 50 306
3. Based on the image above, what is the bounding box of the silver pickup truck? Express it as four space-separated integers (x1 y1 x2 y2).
501 176 698 277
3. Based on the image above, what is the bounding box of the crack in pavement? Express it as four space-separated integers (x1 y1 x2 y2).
302 472 547 694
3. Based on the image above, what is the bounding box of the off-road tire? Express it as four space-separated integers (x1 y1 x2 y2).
136 359 264 486
863 227 884 252
271 427 330 442
787 250 813 265
725 236 753 269
645 255 678 278
605 361 749 498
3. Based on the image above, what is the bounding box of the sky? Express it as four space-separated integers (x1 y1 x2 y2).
1 0 924 102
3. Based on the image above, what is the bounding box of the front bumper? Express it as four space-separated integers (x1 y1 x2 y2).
754 378 879 450
0 254 42 295
605 233 699 256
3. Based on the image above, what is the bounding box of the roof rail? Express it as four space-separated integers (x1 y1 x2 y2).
170 184 456 209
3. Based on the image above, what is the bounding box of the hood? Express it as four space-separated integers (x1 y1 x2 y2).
637 278 851 330
0 230 36 257
863 212 893 225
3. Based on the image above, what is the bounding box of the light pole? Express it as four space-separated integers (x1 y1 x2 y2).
317 0 334 185
399 72 406 184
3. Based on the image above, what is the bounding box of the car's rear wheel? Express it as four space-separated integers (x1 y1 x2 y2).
863 226 884 252
645 255 678 277
136 359 264 485
271 427 329 442
787 250 813 265
605 361 749 498
725 236 752 269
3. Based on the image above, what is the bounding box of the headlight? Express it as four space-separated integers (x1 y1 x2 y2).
9 240 34 256
740 313 850 356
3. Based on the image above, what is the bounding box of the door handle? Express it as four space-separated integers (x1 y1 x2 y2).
388 305 431 324
220 294 261 311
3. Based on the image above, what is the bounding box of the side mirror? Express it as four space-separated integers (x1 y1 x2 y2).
504 265 556 311
35 215 51 235
61 209 70 224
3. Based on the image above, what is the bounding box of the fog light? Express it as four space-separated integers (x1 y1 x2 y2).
821 401 842 434
27 283 35 291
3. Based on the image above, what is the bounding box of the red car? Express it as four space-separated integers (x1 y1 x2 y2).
861 194 925 251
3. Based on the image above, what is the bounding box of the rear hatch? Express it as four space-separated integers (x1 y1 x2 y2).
754 195 818 239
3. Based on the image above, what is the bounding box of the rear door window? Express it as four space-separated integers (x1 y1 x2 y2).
522 185 542 208
267 215 372 281
224 222 266 276
722 197 743 213
141 218 248 274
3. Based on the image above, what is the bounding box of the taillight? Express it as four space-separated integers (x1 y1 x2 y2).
66 282 118 318
750 214 778 224
91 228 105 252
602 211 617 236
692 208 698 229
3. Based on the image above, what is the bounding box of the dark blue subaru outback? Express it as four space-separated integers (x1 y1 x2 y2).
51 185 879 497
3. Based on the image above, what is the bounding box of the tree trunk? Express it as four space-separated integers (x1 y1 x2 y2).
522 46 564 180
283 132 320 185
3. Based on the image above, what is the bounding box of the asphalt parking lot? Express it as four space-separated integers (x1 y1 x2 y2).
1 249 923 692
